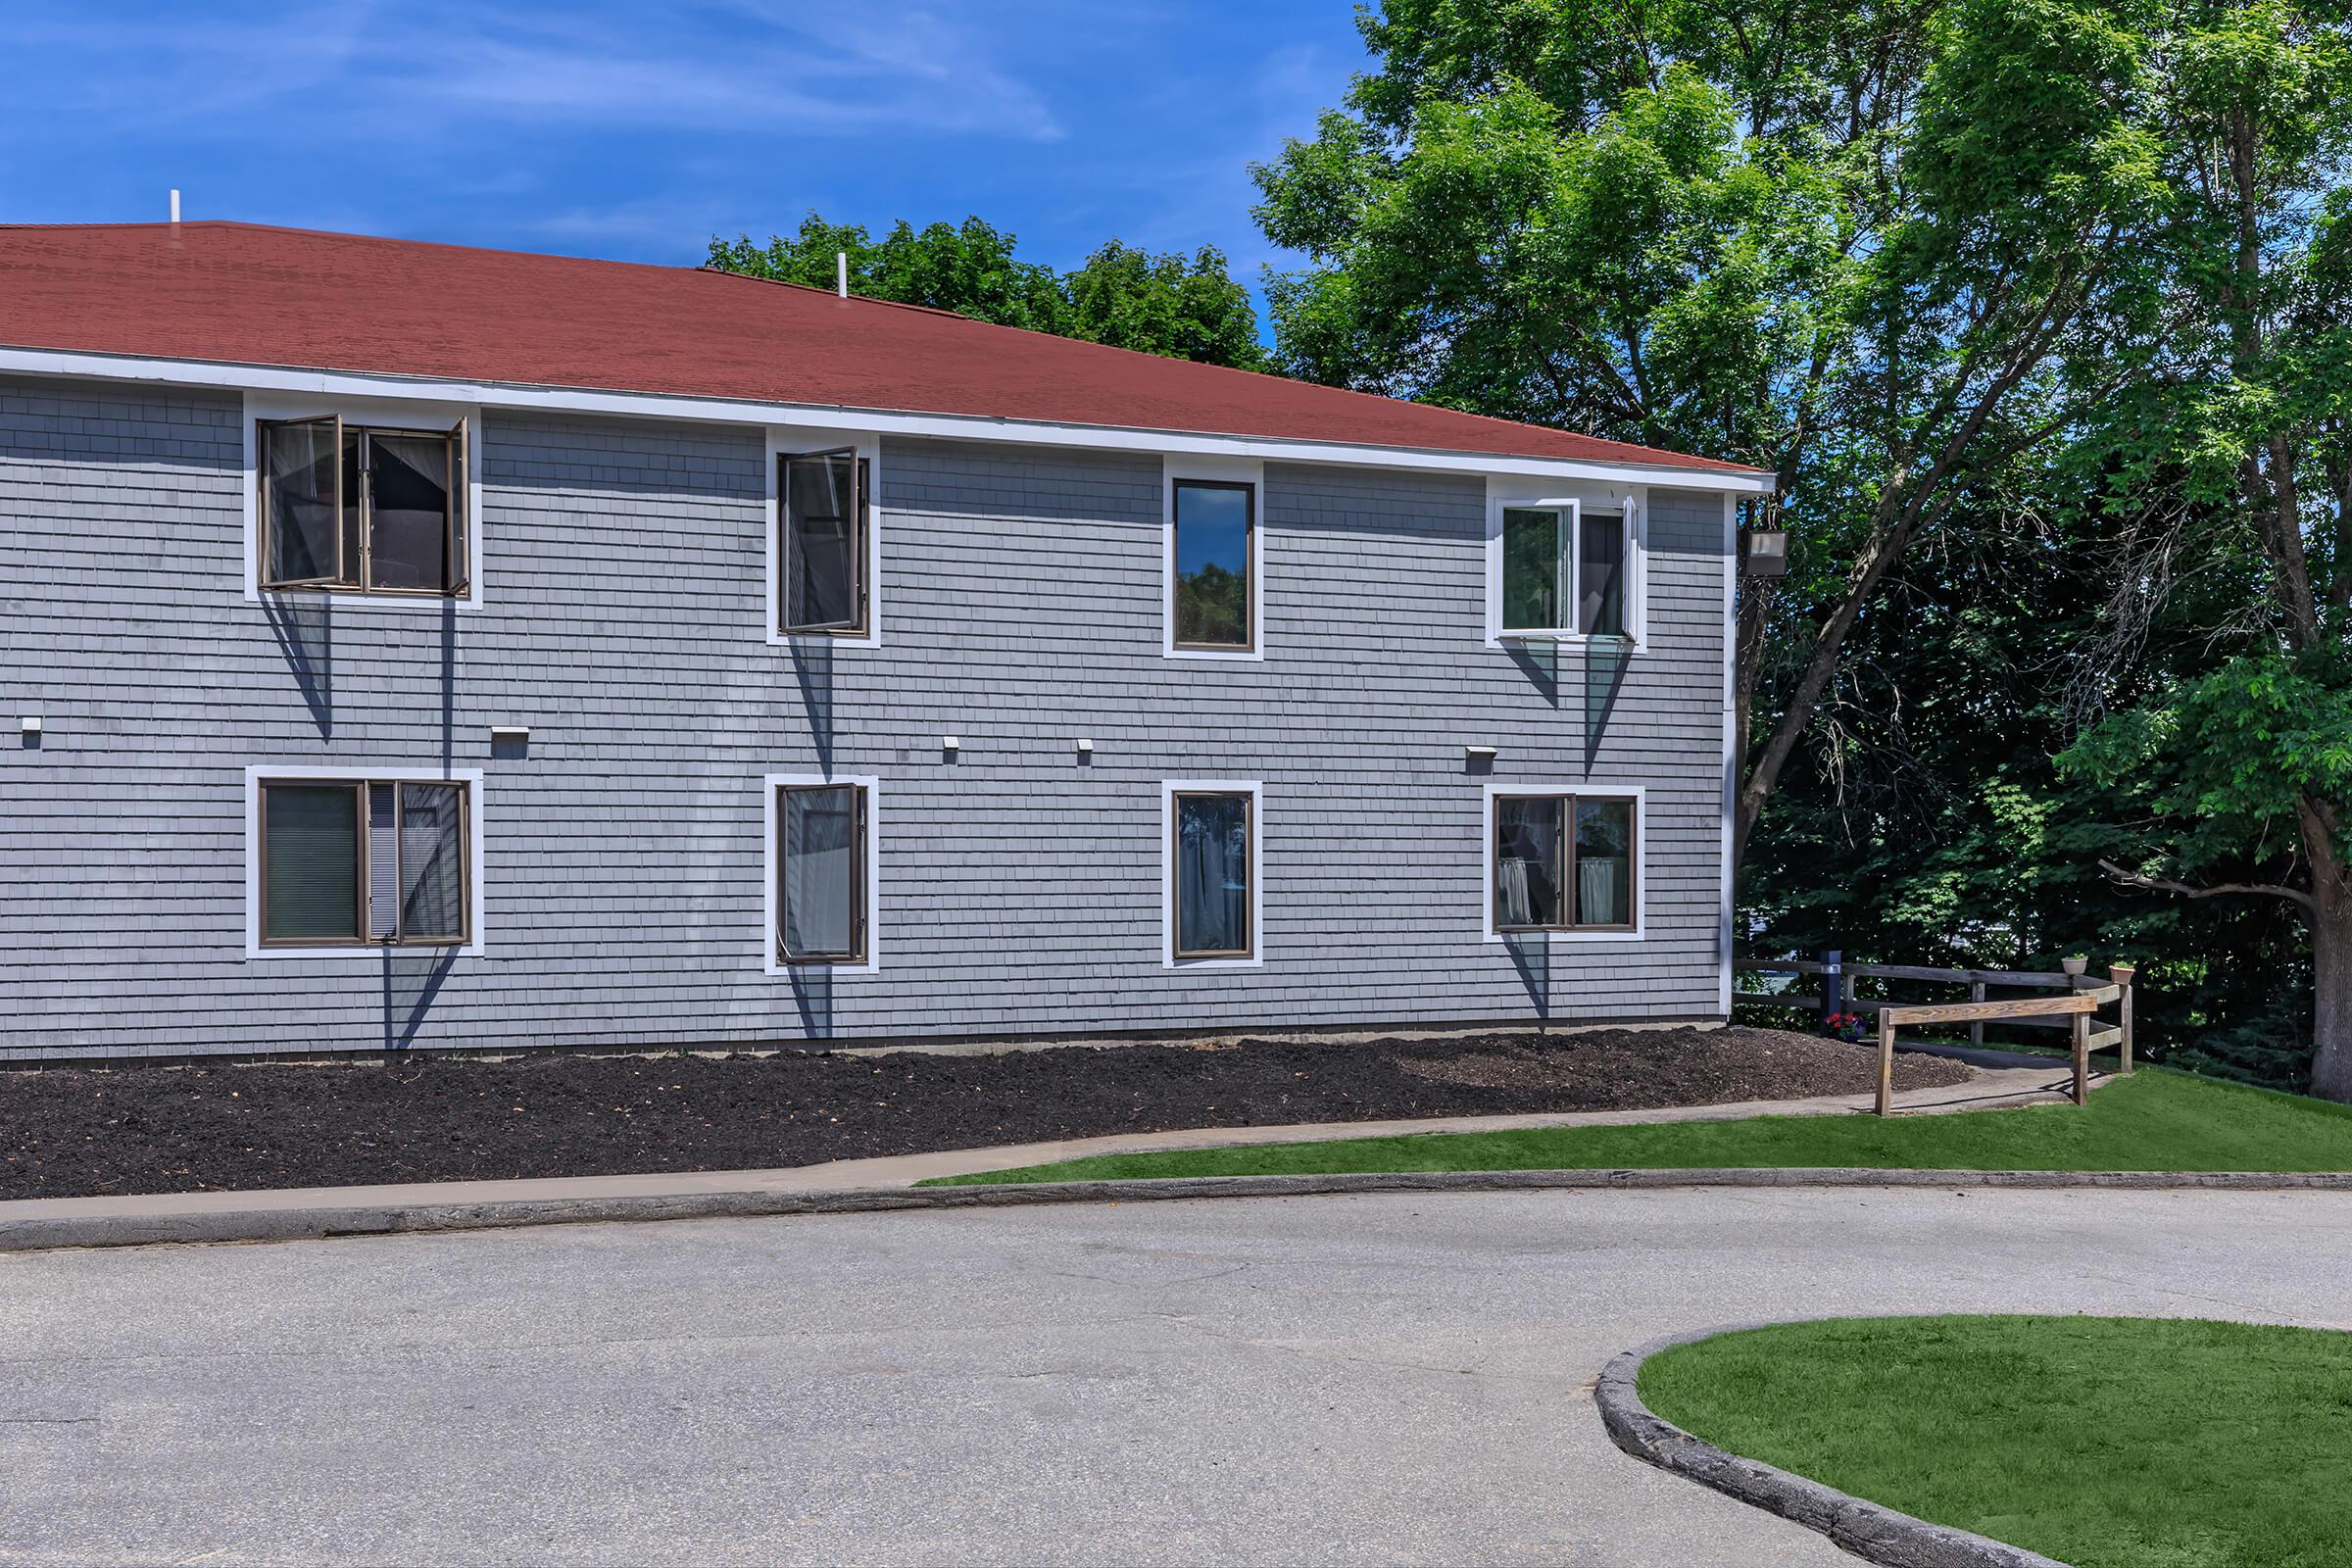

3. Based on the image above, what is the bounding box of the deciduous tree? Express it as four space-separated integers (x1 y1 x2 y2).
709 216 1264 368
2061 0 2352 1098
1250 0 2171 869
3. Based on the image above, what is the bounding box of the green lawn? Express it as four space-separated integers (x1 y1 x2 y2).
928 1069 2352 1185
1638 1315 2352 1568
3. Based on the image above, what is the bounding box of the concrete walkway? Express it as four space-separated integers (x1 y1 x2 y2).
3 1186 2343 1566
0 1059 2089 1232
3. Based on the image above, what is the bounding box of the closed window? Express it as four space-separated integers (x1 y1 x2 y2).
1172 790 1253 958
1171 479 1254 651
777 782 866 962
258 778 469 946
780 449 869 634
258 417 469 596
1493 794 1636 932
1497 504 1630 638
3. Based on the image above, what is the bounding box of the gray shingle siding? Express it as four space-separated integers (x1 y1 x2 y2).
0 376 1732 1059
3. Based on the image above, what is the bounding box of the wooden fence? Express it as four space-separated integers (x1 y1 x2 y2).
1735 954 2138 1115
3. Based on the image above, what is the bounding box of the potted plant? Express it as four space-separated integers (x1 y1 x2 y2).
1823 1010 1866 1043
2061 955 2089 977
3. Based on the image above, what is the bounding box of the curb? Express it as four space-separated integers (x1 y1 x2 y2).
3 1164 2348 1253
1595 1324 2070 1568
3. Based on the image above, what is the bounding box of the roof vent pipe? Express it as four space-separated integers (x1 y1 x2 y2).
836 251 848 299
169 189 180 224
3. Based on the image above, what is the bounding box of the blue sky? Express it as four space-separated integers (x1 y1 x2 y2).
0 1 1367 289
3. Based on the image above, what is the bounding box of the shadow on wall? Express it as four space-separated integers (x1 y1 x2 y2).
1583 640 1629 766
382 946 460 1051
792 964 833 1044
1507 640 1560 709
791 635 835 1042
792 636 834 776
439 597 456 771
360 602 466 1048
1505 930 1550 1021
262 593 332 739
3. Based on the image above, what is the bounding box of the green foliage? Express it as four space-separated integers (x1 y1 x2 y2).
2065 653 2352 866
1253 58 1849 458
932 1069 2352 1183
2171 994 2316 1092
1061 240 1267 370
708 215 1263 369
1250 0 2350 1088
1642 1315 2352 1568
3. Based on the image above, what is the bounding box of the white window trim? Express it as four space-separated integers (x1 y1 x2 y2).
1161 777 1265 967
1484 483 1646 650
767 427 882 650
240 392 485 611
243 764 486 959
763 772 881 974
1481 781 1646 943
1163 458 1266 662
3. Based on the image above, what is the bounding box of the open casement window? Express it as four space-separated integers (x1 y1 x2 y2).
257 417 470 596
1493 795 1636 933
1172 791 1253 958
259 779 469 947
780 449 870 634
444 419 470 597
777 782 867 962
1498 503 1631 638
259 416 346 587
1171 480 1255 651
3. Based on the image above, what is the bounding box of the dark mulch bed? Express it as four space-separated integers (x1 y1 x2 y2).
0 1026 1971 1200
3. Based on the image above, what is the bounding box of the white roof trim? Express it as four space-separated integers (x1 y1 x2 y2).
0 344 1778 493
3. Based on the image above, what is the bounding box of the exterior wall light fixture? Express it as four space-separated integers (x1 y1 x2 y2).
1742 528 1790 577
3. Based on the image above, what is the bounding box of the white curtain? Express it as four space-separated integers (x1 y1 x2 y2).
1577 855 1627 926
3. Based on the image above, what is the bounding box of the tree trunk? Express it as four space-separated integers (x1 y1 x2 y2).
2300 791 2352 1102
1733 510 1912 868
2309 883 2352 1102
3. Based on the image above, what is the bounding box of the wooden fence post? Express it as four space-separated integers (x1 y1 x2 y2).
1969 979 1985 1050
1877 1009 1895 1117
1822 949 1844 1024
2070 1011 2090 1106
2111 962 2136 1074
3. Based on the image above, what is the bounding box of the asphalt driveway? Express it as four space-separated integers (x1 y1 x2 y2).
4 1188 2348 1567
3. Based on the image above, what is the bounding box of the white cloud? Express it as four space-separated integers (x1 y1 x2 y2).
11 0 1062 142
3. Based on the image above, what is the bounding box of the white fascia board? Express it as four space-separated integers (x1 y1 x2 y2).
0 345 1778 494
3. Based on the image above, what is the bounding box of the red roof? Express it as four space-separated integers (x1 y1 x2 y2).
0 221 1759 473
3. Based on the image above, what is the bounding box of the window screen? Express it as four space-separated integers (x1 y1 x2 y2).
1574 798 1634 926
781 450 867 633
1173 792 1252 957
779 783 864 960
1172 482 1252 649
399 783 467 941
